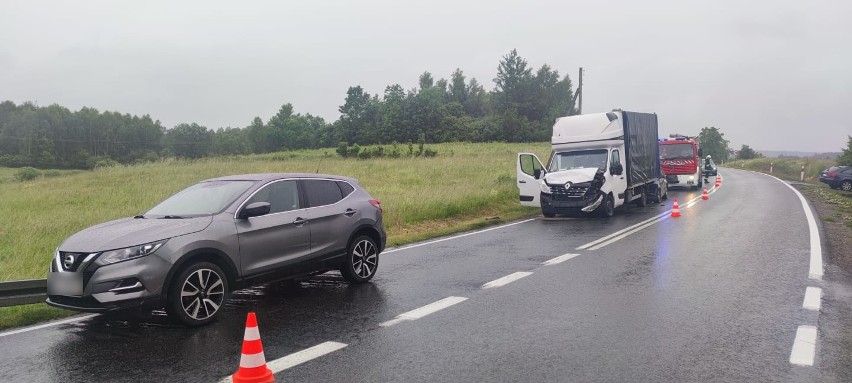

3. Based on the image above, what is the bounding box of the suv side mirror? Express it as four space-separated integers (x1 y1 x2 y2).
240 202 271 219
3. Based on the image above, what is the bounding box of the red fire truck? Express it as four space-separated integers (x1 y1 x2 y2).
659 134 703 189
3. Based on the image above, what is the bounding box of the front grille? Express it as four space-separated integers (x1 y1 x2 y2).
548 184 590 200
58 252 86 272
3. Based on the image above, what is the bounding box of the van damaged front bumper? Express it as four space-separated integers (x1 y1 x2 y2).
540 190 602 214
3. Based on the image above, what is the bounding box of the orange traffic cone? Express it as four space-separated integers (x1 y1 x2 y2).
701 187 709 200
715 176 721 187
671 197 681 217
232 312 274 383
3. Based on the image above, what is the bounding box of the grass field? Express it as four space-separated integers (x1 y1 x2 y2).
0 142 551 282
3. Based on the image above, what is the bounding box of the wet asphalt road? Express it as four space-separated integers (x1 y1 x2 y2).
1 169 851 382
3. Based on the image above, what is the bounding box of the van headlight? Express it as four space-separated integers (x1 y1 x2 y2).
95 240 167 266
540 182 552 194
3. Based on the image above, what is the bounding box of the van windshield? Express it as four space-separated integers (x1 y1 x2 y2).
549 150 609 172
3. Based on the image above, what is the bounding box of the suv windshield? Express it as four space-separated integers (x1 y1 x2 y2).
660 143 695 159
145 180 256 217
549 150 608 172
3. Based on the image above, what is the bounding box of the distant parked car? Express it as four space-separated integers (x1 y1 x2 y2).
819 166 852 191
47 173 386 326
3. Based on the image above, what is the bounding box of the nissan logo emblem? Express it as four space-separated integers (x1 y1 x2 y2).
63 254 76 270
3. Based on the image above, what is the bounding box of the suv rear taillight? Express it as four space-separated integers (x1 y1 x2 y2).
369 199 382 214
827 172 838 177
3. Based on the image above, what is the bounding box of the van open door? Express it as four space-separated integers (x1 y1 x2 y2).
517 153 546 207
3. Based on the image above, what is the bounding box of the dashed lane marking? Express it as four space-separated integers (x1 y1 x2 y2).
379 296 468 327
219 341 348 382
481 272 533 289
543 253 580 266
803 287 822 311
790 325 817 366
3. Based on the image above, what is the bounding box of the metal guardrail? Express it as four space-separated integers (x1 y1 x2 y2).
0 279 47 307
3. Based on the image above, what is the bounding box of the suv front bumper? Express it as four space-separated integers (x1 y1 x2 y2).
46 251 172 312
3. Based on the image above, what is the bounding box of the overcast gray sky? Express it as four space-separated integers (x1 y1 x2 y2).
1 0 850 152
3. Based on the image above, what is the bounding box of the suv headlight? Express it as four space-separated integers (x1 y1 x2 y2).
95 240 167 266
540 181 552 194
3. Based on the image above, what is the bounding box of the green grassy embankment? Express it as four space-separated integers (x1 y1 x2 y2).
0 142 550 329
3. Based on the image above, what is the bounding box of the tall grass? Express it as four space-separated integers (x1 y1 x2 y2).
0 142 550 281
721 157 837 182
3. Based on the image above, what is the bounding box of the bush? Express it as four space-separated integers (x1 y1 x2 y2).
93 157 120 169
14 167 40 181
336 142 349 158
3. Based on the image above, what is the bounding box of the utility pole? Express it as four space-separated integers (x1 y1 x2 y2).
578 67 583 115
569 67 584 115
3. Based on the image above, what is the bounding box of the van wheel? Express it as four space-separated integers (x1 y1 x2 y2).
341 236 379 284
542 206 556 218
167 262 228 327
652 186 662 203
636 189 647 207
597 195 614 218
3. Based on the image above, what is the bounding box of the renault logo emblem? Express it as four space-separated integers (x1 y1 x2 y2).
564 182 572 190
63 254 76 270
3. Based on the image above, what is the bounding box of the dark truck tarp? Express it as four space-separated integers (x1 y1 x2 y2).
622 111 661 187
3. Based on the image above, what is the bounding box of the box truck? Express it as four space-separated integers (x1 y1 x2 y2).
517 110 666 217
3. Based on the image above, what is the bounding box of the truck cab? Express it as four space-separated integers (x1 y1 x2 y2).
659 135 703 189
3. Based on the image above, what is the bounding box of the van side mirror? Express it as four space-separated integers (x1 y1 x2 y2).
610 164 623 176
240 202 271 219
533 168 542 179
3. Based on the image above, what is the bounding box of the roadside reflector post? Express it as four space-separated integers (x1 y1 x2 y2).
770 162 773 174
800 165 805 182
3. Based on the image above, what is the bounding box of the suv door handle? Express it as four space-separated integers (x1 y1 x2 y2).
292 217 308 226
344 208 357 217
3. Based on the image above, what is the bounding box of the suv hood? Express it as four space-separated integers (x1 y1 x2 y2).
59 216 213 252
544 168 600 185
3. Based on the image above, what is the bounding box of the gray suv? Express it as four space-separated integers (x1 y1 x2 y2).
47 173 386 326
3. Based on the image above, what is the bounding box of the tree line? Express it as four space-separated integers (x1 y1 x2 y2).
0 49 575 169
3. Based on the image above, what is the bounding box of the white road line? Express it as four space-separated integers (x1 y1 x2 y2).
576 211 670 250
763 173 823 280
582 175 724 251
587 215 670 251
803 287 822 311
383 219 535 255
267 341 348 372
0 314 99 338
481 272 533 289
379 296 468 327
219 341 348 382
789 325 817 366
543 253 580 266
